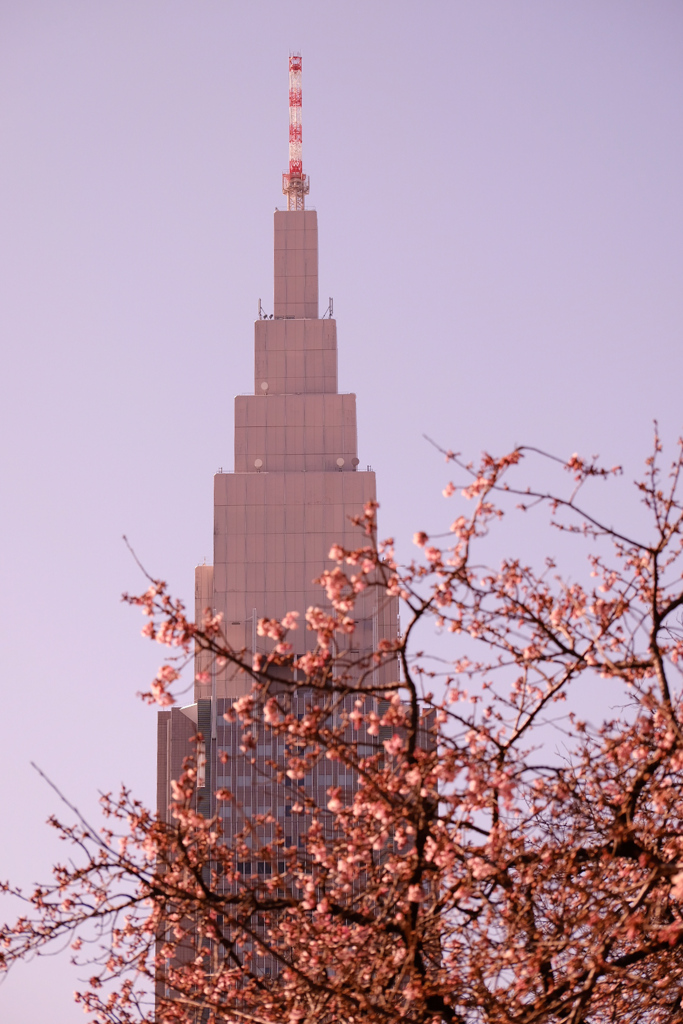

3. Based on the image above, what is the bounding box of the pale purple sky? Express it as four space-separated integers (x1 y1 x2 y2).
1 2 682 1019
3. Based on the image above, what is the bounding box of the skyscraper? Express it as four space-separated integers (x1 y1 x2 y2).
156 54 398 980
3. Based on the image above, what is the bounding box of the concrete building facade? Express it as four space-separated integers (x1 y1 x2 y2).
156 202 398 981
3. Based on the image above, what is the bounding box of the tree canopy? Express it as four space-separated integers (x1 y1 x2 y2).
3 433 683 1024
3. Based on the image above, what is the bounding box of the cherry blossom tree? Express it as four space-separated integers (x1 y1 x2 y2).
3 431 683 1024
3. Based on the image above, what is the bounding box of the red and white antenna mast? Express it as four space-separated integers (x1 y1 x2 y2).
282 53 310 211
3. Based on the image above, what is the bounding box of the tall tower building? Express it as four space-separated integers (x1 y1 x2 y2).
155 54 398 979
